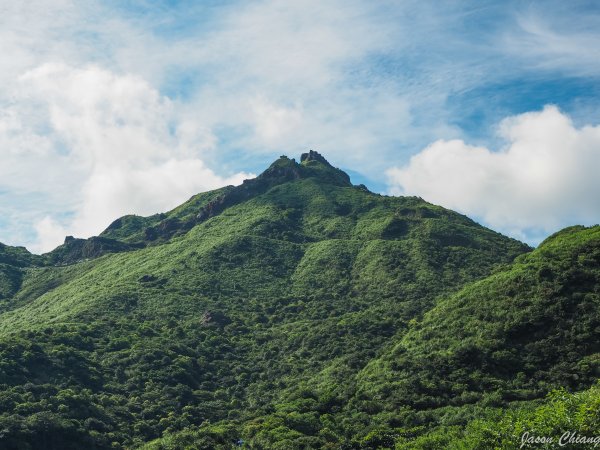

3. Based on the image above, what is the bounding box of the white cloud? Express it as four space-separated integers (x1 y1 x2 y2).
1 1 403 252
1 1 600 251
1 64 250 253
387 106 600 243
250 97 304 146
172 0 412 166
199 0 392 88
34 216 68 256
506 9 600 77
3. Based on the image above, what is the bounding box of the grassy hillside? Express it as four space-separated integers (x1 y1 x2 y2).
350 225 600 447
139 225 599 449
1 152 593 449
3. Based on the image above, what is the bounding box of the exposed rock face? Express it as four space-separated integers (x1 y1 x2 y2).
195 162 297 222
200 310 231 328
47 152 355 262
196 153 351 223
300 149 331 166
259 156 304 181
47 236 142 265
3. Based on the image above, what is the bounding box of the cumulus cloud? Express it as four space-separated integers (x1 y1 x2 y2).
0 1 404 252
1 1 600 251
387 106 600 243
1 64 250 253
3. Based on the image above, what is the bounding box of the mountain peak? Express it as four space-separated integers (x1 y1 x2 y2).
258 151 350 186
300 149 331 166
192 152 351 224
96 152 355 252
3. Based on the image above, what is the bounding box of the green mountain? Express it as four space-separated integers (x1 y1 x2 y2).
0 152 596 449
354 225 600 447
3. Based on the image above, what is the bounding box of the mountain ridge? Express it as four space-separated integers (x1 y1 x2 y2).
34 151 357 264
0 152 596 450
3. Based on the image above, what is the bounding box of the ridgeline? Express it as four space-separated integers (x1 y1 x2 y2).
0 152 597 449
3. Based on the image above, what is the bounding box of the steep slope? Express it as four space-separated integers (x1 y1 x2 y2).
41 152 352 266
349 225 600 446
142 226 600 449
0 152 530 449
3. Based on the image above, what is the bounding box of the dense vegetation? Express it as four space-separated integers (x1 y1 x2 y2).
0 152 597 449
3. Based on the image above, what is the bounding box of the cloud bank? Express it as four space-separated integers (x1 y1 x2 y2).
1 1 599 250
1 64 250 253
387 106 600 243
0 0 406 252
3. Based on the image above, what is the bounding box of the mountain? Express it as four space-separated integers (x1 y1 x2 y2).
0 152 596 449
354 224 600 447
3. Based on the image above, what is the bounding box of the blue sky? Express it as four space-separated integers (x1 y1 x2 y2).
0 0 599 251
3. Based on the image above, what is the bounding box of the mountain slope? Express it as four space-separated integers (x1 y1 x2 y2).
0 152 540 449
142 225 600 449
350 225 600 446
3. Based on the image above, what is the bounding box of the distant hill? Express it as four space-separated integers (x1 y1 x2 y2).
0 152 596 449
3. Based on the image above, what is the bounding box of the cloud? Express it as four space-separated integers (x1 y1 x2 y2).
387 106 600 243
1 1 600 251
506 7 600 77
1 63 250 253
0 1 406 252
171 0 413 165
34 216 68 256
198 0 392 87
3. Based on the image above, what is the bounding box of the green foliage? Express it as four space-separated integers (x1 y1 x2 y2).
0 243 43 268
0 264 23 300
355 226 600 422
0 154 595 449
100 187 233 245
396 382 600 449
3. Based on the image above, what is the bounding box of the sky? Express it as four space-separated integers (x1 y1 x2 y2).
1 0 599 252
